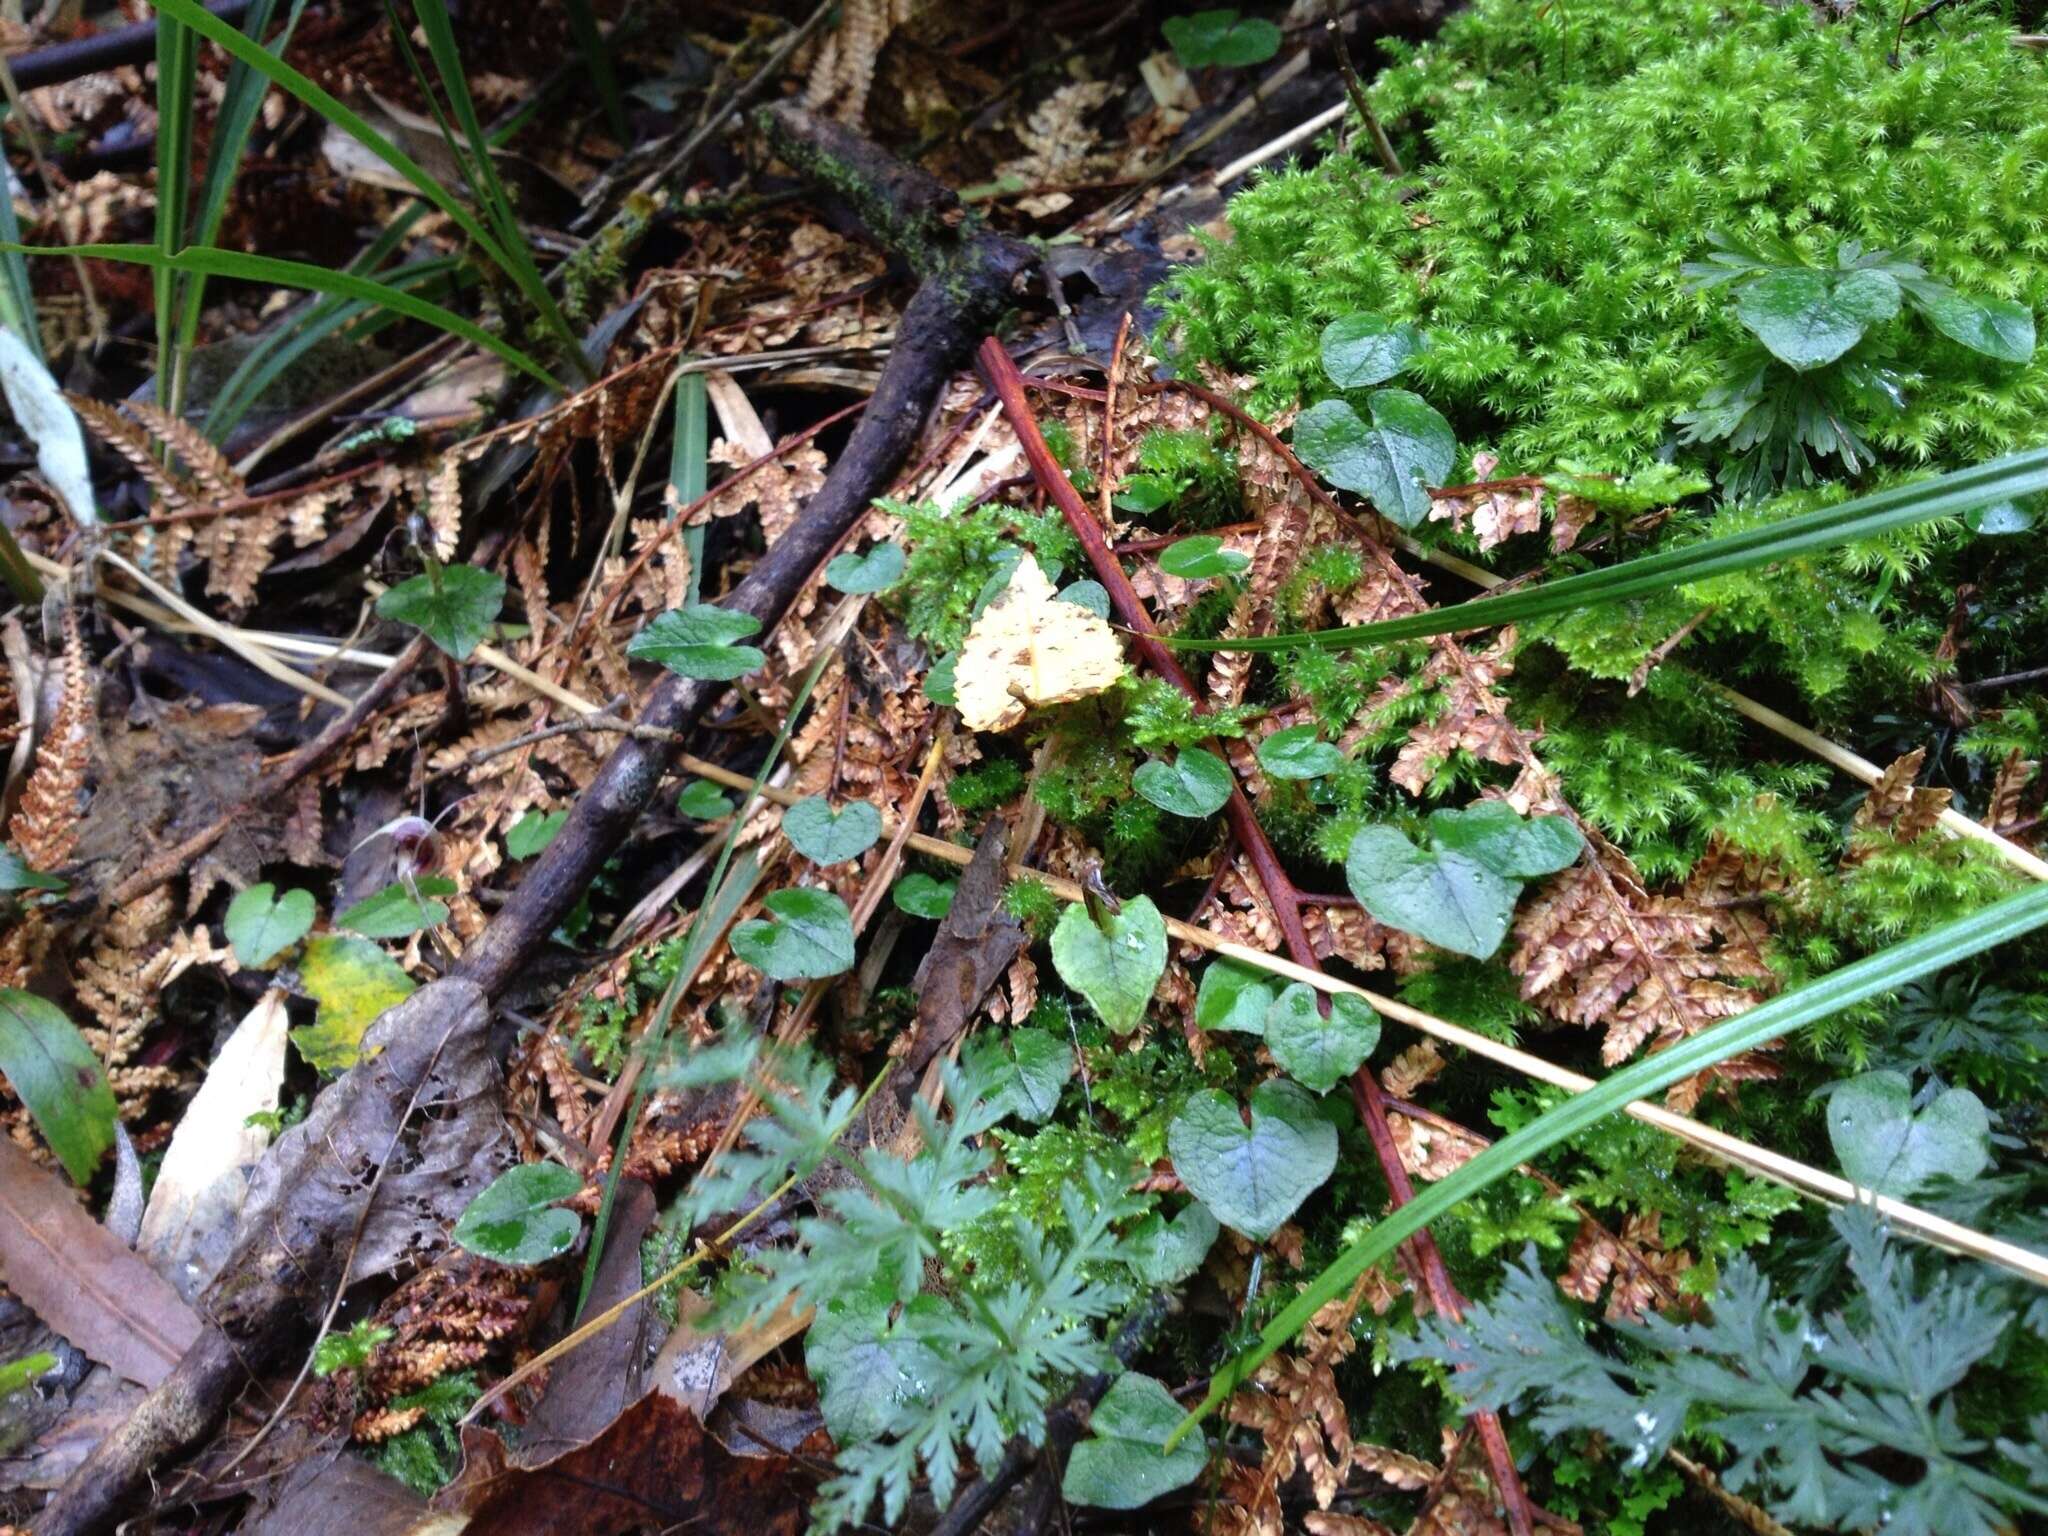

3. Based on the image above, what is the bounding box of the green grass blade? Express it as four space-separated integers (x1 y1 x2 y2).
7 242 562 390
1166 445 2048 653
0 129 43 362
670 372 708 606
142 0 517 278
155 8 197 398
564 0 626 141
1170 881 2048 1443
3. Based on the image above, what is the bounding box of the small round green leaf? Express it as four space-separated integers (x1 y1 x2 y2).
1425 803 1584 880
1133 748 1234 818
1167 1079 1337 1240
375 565 505 661
1124 1202 1219 1286
1734 267 1899 372
225 882 316 968
1061 1372 1208 1510
975 1028 1076 1124
452 1162 584 1266
1050 896 1168 1035
505 809 567 859
784 797 883 865
1157 535 1249 581
731 887 857 980
1195 959 1277 1035
1346 824 1520 959
676 779 734 819
336 877 454 940
1320 313 1424 389
1827 1069 1990 1199
1262 984 1381 1094
1966 499 2036 536
1161 8 1282 69
891 873 956 919
1256 725 1343 780
1059 579 1111 618
824 540 905 595
627 604 766 682
0 988 116 1184
1914 287 2035 364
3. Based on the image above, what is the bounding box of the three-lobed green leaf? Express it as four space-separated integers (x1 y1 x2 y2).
628 604 766 682
225 882 316 967
505 809 566 859
0 988 117 1184
1293 388 1456 529
784 797 882 865
377 565 505 661
452 1162 584 1265
675 779 734 819
1050 896 1167 1035
731 887 857 980
1133 747 1234 818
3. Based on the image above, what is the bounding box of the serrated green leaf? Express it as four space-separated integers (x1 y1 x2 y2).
1912 286 2034 364
892 873 956 919
1195 958 1277 1035
225 882 316 967
824 540 905 595
1346 824 1519 959
1157 534 1249 581
505 809 567 859
294 935 417 1070
1050 896 1167 1035
1320 313 1424 388
1061 1372 1208 1509
1256 724 1343 780
452 1162 584 1265
675 779 734 819
1734 266 1899 371
731 887 856 980
1167 1080 1336 1240
1292 389 1456 528
1124 1202 1219 1286
1133 747 1234 818
783 798 882 865
336 877 454 939
0 989 116 1184
1425 803 1583 879
1262 984 1381 1094
376 565 505 661
627 604 766 682
1828 1069 1991 1199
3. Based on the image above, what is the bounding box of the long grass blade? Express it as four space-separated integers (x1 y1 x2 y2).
671 373 709 606
1166 445 2048 653
154 7 197 399
6 242 562 390
1169 882 2048 1443
564 0 626 141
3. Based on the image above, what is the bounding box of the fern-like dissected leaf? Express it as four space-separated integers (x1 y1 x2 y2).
1404 1207 2047 1536
7 608 91 873
119 400 245 502
66 395 199 510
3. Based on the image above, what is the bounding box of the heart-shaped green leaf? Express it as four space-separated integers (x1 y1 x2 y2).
1168 1079 1336 1240
1162 6 1280 68
452 1162 584 1265
1262 984 1381 1094
1195 959 1277 1035
1059 579 1111 618
1346 824 1518 959
1965 499 2035 536
1734 266 1900 371
892 873 956 919
1050 896 1167 1035
505 809 567 859
376 564 505 661
784 797 882 865
1425 802 1583 879
337 877 454 939
675 779 734 819
974 1028 1076 1124
225 882 316 967
1827 1069 1991 1199
1134 747 1234 818
1158 535 1249 581
293 935 418 1071
1124 1201 1219 1286
825 540 905 595
924 653 958 706
1293 389 1457 529
0 988 116 1184
731 887 857 980
1911 286 2035 364
1321 313 1424 388
1061 1372 1208 1510
1256 725 1343 781
628 604 766 681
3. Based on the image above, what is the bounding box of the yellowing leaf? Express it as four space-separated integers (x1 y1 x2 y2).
293 936 416 1071
954 555 1125 731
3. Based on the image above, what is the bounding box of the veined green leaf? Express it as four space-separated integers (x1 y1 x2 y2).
1166 446 2048 654
1171 883 2048 1441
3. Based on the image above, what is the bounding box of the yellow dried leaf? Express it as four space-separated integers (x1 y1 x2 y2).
953 555 1124 732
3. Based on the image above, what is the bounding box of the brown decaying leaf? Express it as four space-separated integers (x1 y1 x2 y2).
0 1136 202 1388
954 554 1125 731
1844 747 1951 858
1989 749 2039 838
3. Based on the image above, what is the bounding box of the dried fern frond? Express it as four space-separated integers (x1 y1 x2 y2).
120 400 245 502
67 395 199 510
7 607 92 872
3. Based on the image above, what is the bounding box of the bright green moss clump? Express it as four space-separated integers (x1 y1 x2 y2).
1165 0 2048 478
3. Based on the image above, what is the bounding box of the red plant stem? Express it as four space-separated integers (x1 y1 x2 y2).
977 337 1535 1536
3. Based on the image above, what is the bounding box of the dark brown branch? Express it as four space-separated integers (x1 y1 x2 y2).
5 1 252 92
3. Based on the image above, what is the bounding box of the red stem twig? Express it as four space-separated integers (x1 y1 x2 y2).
977 337 1535 1536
